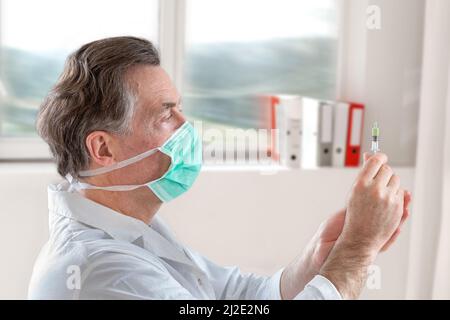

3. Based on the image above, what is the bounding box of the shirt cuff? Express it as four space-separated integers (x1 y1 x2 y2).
266 268 285 300
294 275 342 300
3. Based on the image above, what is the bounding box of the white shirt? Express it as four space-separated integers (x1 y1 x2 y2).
28 181 342 300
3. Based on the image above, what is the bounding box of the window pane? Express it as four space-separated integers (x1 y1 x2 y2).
183 0 338 130
0 0 159 137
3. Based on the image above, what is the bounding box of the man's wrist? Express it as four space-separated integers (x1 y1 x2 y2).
336 236 378 261
280 251 317 300
319 237 377 299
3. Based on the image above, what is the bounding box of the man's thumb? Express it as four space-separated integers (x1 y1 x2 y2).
363 152 371 165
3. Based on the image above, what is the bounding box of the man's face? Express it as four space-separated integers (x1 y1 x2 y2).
108 65 186 186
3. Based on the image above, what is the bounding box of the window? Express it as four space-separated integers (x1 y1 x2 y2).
0 0 339 161
0 0 159 139
182 0 339 131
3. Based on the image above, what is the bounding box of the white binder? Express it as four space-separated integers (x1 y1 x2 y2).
332 102 350 167
301 98 320 169
277 95 302 169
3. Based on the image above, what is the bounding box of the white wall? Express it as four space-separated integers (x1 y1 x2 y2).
339 0 424 166
0 163 414 299
406 0 450 299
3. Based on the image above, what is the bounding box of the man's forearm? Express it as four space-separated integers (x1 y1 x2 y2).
280 257 309 300
279 238 320 300
319 238 376 300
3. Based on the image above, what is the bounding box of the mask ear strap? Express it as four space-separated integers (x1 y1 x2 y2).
66 172 148 190
78 147 159 177
78 122 190 178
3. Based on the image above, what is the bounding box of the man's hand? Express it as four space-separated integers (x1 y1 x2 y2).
315 193 411 261
340 153 408 253
280 209 346 300
280 153 412 300
280 186 411 300
318 152 409 299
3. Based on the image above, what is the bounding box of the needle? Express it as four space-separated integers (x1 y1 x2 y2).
371 122 380 154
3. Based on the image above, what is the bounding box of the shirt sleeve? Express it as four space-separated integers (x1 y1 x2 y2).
293 275 342 300
186 248 342 300
185 247 283 300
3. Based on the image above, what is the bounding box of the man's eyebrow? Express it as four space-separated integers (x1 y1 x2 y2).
161 102 177 108
161 97 182 109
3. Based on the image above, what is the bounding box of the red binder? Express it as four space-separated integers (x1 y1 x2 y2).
269 96 280 162
345 103 365 167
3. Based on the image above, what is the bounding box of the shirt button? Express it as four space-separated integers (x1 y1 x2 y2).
197 278 203 286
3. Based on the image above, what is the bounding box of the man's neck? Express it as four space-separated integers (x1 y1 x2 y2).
81 188 162 225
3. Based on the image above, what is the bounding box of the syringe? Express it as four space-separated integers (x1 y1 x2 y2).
371 122 380 154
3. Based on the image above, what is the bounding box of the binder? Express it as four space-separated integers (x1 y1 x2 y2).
278 96 302 168
345 103 365 167
268 96 365 169
269 96 281 162
301 98 320 169
318 101 334 167
332 102 350 167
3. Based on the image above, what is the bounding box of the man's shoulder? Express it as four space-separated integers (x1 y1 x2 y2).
27 227 166 299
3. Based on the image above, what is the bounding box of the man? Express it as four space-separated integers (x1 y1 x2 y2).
29 36 411 300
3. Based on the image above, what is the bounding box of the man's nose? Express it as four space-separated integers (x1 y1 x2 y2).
174 107 187 125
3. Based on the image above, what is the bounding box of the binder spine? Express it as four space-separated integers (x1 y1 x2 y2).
345 103 365 167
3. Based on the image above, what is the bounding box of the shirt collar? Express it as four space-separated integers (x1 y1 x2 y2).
48 181 149 243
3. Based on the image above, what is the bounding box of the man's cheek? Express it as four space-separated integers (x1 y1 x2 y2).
155 153 171 176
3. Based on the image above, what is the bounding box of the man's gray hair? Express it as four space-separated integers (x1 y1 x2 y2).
36 36 160 178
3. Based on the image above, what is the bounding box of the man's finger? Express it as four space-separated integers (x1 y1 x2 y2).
396 189 406 214
401 192 411 223
387 174 401 192
404 191 412 209
363 152 371 164
375 165 394 187
381 191 412 252
381 228 401 252
401 208 410 223
358 153 388 182
319 208 347 242
382 207 410 252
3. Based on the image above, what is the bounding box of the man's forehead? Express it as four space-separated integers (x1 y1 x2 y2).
128 65 179 106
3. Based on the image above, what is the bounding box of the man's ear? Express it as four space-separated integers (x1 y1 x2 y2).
85 131 116 167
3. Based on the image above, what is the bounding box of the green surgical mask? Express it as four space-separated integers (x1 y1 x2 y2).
66 121 202 202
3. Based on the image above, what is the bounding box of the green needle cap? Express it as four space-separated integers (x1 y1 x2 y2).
372 122 380 137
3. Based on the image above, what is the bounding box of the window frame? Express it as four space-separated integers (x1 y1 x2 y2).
0 0 349 161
